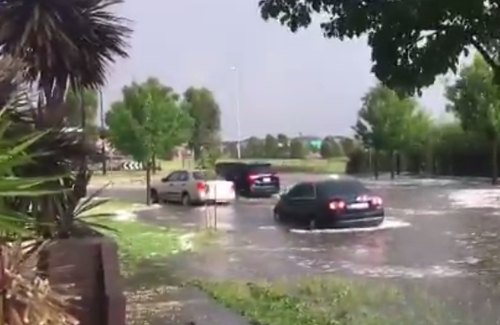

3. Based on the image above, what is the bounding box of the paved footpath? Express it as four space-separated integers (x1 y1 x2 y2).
127 284 251 325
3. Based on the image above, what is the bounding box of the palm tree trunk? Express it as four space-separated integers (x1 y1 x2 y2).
492 137 498 185
374 149 379 180
152 154 156 174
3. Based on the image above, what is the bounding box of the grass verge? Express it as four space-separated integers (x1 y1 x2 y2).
84 199 218 283
192 276 465 325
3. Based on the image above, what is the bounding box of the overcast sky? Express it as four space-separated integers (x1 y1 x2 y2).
103 0 450 140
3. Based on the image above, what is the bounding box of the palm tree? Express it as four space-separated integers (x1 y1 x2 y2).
0 0 131 125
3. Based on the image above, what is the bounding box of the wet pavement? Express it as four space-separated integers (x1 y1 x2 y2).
99 174 500 324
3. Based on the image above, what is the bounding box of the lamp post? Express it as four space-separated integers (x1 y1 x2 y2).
230 66 242 159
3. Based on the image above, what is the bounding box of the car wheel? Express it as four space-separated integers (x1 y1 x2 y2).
181 193 191 206
150 189 159 204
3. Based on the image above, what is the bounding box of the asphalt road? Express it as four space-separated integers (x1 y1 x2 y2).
94 174 500 324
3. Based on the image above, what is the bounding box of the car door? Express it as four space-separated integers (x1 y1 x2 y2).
281 183 316 221
161 171 180 201
173 171 190 202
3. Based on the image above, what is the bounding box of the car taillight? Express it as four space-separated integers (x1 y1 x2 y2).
230 183 235 191
329 200 345 210
196 181 206 191
247 174 259 182
371 196 383 205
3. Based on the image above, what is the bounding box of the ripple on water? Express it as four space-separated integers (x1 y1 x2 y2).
293 258 467 278
288 217 411 234
448 188 500 209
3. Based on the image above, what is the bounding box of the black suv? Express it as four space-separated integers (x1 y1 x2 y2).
215 162 280 197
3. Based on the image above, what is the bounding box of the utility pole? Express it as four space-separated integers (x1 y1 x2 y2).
231 66 242 159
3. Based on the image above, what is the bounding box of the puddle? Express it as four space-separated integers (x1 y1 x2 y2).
388 208 450 216
289 217 411 234
293 257 466 278
448 188 500 209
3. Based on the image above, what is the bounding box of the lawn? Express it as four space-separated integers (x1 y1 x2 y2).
193 276 466 325
82 199 202 274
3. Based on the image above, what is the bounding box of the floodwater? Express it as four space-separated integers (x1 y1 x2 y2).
104 175 500 324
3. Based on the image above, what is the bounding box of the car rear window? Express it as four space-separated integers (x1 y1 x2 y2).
247 164 273 174
316 180 367 197
192 171 221 180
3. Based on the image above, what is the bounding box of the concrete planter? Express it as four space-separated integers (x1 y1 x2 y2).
47 237 125 325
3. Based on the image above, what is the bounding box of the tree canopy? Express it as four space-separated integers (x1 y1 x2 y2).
258 0 500 94
353 84 417 153
446 54 500 183
106 78 193 163
182 87 221 161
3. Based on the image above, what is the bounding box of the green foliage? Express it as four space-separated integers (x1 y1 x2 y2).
289 138 307 159
258 0 500 94
446 54 500 140
194 276 466 325
276 134 289 158
243 137 264 158
264 134 279 158
182 87 221 161
320 136 343 158
353 84 418 152
106 78 193 163
446 54 500 182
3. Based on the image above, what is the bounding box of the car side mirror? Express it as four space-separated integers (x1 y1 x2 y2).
161 177 168 182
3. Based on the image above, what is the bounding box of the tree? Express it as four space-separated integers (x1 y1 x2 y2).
353 84 417 179
276 133 289 158
182 87 221 162
0 0 131 124
259 0 500 94
401 109 434 174
243 137 264 158
446 54 500 184
320 136 343 158
289 138 306 159
107 79 193 203
338 137 356 156
264 134 279 158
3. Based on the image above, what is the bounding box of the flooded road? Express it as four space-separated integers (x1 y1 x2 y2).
101 175 500 324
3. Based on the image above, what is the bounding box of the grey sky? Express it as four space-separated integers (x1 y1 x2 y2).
104 0 449 141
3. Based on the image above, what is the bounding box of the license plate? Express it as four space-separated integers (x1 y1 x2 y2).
263 177 271 182
348 202 369 210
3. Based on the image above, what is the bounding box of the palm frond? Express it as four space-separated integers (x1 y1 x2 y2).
2 240 78 325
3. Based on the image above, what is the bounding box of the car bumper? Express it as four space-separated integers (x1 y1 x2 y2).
319 209 385 228
197 193 236 204
247 186 280 196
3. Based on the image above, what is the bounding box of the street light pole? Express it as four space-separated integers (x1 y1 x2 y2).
99 89 107 175
231 66 242 159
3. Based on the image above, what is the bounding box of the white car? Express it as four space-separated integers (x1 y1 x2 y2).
150 169 236 206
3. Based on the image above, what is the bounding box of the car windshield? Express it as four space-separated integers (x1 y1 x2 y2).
192 170 221 180
317 180 367 197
